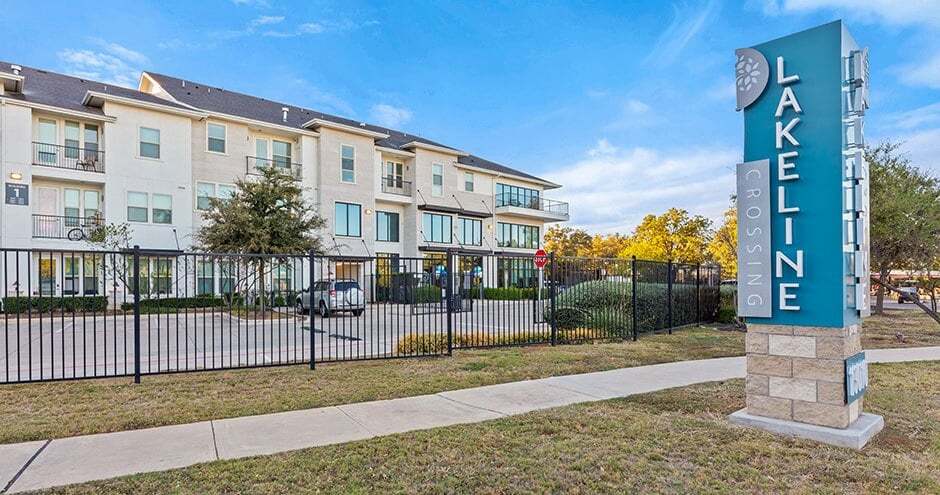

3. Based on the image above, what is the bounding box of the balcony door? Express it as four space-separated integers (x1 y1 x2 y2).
37 119 57 165
385 161 403 189
36 187 58 238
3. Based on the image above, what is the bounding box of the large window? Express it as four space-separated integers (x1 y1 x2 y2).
385 161 403 187
341 145 355 183
422 212 452 244
376 211 400 242
65 121 81 159
458 218 482 246
273 140 292 169
497 258 537 288
152 194 172 224
197 260 214 296
63 257 80 295
83 190 100 219
153 259 172 294
497 222 540 249
37 119 57 164
64 188 81 226
273 263 293 292
432 163 443 197
127 192 148 222
335 202 362 237
496 183 541 209
207 123 226 153
196 182 235 211
83 256 100 295
139 127 161 159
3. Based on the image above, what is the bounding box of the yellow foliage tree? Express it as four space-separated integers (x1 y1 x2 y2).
707 207 737 278
619 208 712 263
543 226 593 257
587 234 630 258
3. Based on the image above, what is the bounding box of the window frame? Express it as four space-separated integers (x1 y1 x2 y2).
497 221 540 249
464 172 474 192
422 212 453 244
376 211 400 243
340 144 356 183
458 217 483 246
138 126 161 160
206 122 227 154
334 201 362 237
127 191 149 223
152 193 173 225
431 163 444 197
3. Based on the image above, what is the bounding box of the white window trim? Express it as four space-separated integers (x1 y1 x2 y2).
137 126 162 161
206 121 228 156
464 171 475 192
431 163 444 197
127 191 149 223
340 144 356 184
152 193 173 225
195 181 236 212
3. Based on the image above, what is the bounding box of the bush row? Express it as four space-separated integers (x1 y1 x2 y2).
1 296 108 314
395 327 617 355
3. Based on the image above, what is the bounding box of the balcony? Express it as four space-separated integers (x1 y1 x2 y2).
32 142 104 173
380 177 413 197
246 156 302 181
32 214 103 240
494 193 569 222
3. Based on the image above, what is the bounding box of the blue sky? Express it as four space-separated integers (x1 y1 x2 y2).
2 0 939 233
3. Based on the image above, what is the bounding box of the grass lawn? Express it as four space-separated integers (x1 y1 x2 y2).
862 309 940 349
37 361 940 494
0 327 742 444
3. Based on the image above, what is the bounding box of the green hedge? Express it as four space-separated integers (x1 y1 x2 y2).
2 296 108 314
465 287 549 300
120 295 225 311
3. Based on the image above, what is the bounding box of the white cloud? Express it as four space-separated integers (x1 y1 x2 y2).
884 102 940 130
58 41 148 88
896 53 940 89
231 0 270 7
544 140 740 233
897 127 940 175
251 15 285 26
645 0 720 67
761 0 940 29
370 104 413 128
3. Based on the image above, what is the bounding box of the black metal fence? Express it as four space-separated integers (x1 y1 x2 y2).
0 247 719 384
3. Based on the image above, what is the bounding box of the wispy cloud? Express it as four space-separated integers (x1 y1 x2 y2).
285 77 356 117
761 0 940 29
604 98 664 131
896 53 940 89
544 139 739 233
370 103 413 128
57 39 148 87
231 0 270 7
216 15 378 39
645 0 720 67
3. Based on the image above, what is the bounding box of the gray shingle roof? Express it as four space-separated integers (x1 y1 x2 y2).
0 61 196 115
144 71 557 187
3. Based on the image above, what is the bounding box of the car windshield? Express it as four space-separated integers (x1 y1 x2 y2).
334 281 360 292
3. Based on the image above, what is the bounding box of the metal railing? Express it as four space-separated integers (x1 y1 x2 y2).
246 156 302 181
380 177 413 196
495 193 569 216
32 214 103 240
32 142 105 173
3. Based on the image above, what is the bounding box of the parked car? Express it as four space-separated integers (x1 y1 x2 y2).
896 287 920 304
296 279 365 317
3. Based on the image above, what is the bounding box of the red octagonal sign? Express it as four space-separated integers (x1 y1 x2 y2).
534 249 548 269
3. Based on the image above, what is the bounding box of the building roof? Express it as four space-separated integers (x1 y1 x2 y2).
0 61 196 116
143 71 557 188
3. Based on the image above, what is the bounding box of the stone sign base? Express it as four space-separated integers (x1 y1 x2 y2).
729 409 883 450
733 322 882 448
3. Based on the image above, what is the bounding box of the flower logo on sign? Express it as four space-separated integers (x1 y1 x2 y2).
734 47 769 111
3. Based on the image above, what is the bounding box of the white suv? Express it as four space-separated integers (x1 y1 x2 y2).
296 279 365 317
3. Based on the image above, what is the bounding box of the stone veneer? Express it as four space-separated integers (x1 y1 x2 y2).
745 324 862 429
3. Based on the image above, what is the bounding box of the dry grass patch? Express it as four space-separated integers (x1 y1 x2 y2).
863 309 940 348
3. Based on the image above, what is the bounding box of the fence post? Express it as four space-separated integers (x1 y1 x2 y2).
132 245 141 384
631 256 638 342
445 250 454 356
549 252 557 346
696 264 701 325
667 260 673 334
309 250 316 370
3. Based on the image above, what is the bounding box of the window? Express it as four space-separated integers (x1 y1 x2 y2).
497 222 540 249
464 172 474 192
126 256 150 295
376 211 400 242
496 183 541 209
196 182 215 211
458 218 482 246
422 212 452 243
255 138 269 168
84 124 99 155
65 121 81 159
219 261 235 294
83 256 100 295
334 202 361 237
218 184 236 202
197 260 215 296
63 257 80 295
37 119 57 164
273 263 292 292
152 194 172 224
207 123 226 153
83 190 100 220
139 127 160 159
64 189 81 226
39 259 56 296
497 258 537 288
385 161 404 188
153 258 172 294
341 145 355 183
273 140 292 169
127 192 148 222
432 163 443 197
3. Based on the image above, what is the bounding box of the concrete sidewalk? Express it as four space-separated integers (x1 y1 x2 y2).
2 347 939 493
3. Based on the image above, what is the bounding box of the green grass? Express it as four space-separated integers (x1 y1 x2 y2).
0 327 743 444
36 361 940 494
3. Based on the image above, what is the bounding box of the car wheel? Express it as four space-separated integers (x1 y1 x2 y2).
319 301 330 318
296 301 306 315
352 309 364 316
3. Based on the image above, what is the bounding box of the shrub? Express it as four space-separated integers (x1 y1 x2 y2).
395 327 626 354
1 296 108 314
717 307 736 324
120 295 226 311
414 285 443 304
473 287 549 300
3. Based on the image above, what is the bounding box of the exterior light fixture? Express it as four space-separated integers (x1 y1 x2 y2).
9 172 22 180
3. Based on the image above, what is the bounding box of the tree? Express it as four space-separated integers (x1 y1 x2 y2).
620 208 712 263
587 234 630 258
195 166 326 307
868 141 940 314
543 226 593 257
707 205 737 278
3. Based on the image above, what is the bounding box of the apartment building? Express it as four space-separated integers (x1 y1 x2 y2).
0 61 568 297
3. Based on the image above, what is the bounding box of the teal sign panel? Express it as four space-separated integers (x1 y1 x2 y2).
844 351 868 404
736 21 870 328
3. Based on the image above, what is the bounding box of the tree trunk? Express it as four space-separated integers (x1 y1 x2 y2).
875 267 889 315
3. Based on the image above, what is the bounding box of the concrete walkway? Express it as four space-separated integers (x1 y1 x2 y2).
2 346 939 493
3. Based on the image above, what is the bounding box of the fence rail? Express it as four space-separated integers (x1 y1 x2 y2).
32 142 105 173
0 247 719 384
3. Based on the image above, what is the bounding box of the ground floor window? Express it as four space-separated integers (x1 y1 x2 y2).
422 253 448 286
219 261 235 295
197 260 215 296
273 263 293 293
63 257 80 295
39 258 56 296
497 258 537 288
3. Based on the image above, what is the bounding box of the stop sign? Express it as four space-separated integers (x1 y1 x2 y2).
534 249 548 269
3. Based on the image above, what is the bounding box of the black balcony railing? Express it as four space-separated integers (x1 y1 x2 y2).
32 142 105 173
32 214 103 240
246 156 302 180
380 176 413 196
495 193 569 216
